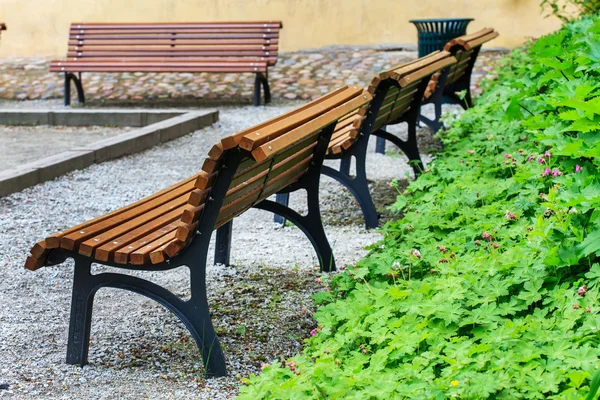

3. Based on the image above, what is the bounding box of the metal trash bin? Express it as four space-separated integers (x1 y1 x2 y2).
409 18 474 57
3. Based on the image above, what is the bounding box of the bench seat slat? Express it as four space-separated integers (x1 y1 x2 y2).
113 220 186 264
60 184 195 251
92 206 191 262
43 175 197 250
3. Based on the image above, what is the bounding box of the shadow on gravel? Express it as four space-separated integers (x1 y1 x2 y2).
88 267 322 381
320 179 409 228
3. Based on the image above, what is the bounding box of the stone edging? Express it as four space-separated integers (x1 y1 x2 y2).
0 109 218 197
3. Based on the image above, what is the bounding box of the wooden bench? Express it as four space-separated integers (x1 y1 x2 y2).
24 85 371 377
419 27 499 131
49 21 283 106
269 52 456 234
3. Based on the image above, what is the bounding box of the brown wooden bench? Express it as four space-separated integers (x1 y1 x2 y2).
25 85 371 377
49 21 283 106
268 52 456 236
419 27 499 131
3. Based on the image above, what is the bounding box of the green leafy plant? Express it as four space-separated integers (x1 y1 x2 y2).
541 0 600 22
239 15 600 399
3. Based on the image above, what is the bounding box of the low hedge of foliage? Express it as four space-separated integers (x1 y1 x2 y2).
239 15 600 399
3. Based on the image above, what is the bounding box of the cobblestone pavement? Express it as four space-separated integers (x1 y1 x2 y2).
0 47 505 105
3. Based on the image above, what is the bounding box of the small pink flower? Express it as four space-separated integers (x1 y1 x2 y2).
310 329 317 336
482 232 492 241
526 155 535 162
586 307 591 313
504 153 512 159
489 66 494 71
315 277 322 284
505 210 517 220
578 285 587 297
542 168 551 176
575 165 582 173
412 249 421 258
544 151 552 158
573 304 580 310
537 157 545 164
473 84 479 89
552 169 562 177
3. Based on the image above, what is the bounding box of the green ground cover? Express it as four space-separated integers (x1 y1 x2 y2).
240 15 600 399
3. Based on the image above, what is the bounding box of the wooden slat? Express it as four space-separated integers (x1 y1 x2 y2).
251 91 372 162
60 188 192 252
131 230 178 265
220 86 351 150
92 206 190 262
114 220 186 264
239 86 364 151
40 175 197 249
77 197 189 258
387 51 450 80
25 256 45 271
464 31 499 50
51 65 267 73
70 28 280 35
71 22 282 29
214 165 309 228
398 57 457 87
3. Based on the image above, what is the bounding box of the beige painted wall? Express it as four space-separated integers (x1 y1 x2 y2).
0 0 562 57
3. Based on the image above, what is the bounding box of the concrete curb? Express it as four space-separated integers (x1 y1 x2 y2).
0 109 199 127
0 110 218 197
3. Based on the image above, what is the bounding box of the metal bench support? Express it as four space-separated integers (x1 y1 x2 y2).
253 71 271 106
64 72 85 107
215 123 336 271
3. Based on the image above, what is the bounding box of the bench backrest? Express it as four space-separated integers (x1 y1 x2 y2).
443 28 499 85
66 21 283 66
159 86 372 259
366 51 457 132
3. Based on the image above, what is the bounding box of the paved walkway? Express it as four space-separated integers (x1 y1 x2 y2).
0 47 504 104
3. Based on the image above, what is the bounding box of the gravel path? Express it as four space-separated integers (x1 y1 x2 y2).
0 99 463 399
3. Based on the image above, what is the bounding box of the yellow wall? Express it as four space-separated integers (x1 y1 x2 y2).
0 0 562 57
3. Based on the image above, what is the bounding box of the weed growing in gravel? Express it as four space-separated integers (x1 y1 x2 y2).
239 15 600 399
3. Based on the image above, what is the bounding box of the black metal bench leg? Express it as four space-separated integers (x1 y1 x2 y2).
187 266 227 377
253 73 262 106
375 136 386 154
64 73 72 106
262 71 271 104
256 198 335 272
64 72 85 106
66 257 95 366
420 88 445 132
273 193 289 224
214 220 233 266
253 72 270 106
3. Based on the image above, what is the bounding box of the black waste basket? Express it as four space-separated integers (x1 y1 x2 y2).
410 18 474 57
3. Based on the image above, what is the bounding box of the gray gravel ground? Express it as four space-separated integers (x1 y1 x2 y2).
0 100 459 399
